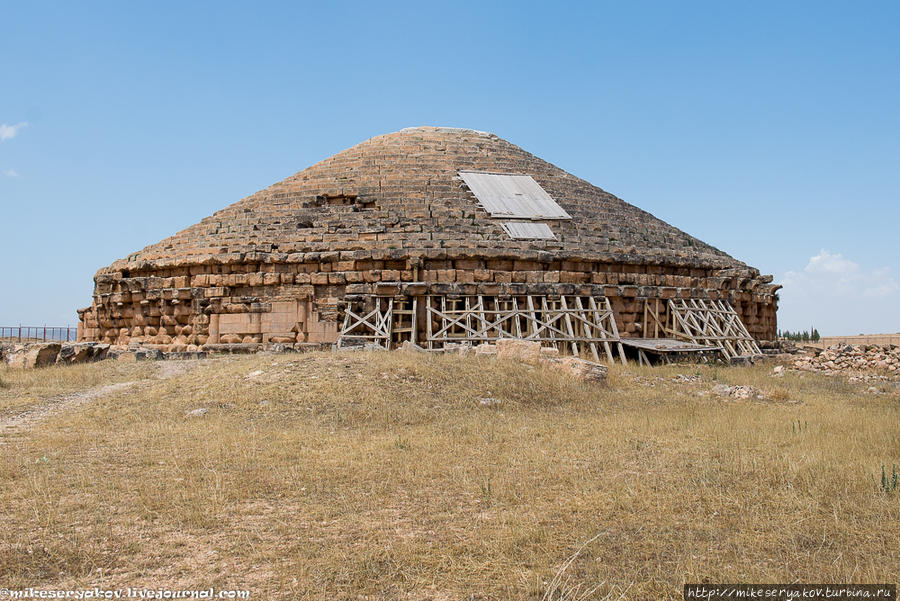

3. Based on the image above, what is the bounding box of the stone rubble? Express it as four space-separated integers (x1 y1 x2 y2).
711 383 767 400
632 373 702 387
791 344 900 381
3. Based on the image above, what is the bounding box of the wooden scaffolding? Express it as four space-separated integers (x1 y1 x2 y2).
424 294 626 364
337 294 626 363
335 297 418 349
642 298 762 360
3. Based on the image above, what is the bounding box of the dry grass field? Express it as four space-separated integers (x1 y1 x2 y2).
0 351 898 600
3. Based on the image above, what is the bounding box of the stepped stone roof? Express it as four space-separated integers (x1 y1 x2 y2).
108 127 751 274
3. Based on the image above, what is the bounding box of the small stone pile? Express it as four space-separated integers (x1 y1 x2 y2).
711 383 767 400
792 344 900 380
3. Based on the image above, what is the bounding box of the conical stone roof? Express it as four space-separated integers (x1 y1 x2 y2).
107 126 750 274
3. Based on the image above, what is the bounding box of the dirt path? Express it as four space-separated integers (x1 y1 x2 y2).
0 359 205 440
0 381 139 439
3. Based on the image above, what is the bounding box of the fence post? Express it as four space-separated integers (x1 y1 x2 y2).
18 324 21 342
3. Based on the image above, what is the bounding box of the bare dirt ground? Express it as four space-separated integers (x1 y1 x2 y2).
0 352 897 600
0 381 138 439
0 359 204 439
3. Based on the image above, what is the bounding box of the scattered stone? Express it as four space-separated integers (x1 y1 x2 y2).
478 397 501 407
771 365 785 377
443 343 472 356
672 374 701 383
186 408 209 417
711 383 767 401
791 344 899 381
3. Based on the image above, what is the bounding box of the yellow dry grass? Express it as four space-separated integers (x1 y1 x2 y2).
0 360 157 415
0 351 898 600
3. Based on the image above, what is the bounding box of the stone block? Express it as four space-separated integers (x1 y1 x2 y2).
495 339 542 365
3 343 61 369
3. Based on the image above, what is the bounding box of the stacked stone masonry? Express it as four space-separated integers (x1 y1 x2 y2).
78 127 779 350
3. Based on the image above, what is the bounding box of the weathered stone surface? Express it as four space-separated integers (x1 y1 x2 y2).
162 351 208 360
539 346 560 359
495 339 542 365
3 343 61 369
111 350 136 362
200 343 260 354
553 356 608 383
399 340 426 353
136 348 162 361
473 343 498 357
730 356 755 366
56 342 110 365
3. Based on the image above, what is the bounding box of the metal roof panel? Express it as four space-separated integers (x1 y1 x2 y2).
459 171 571 220
500 221 557 240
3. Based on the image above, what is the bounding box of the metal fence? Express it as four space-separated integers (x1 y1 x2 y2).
0 326 78 342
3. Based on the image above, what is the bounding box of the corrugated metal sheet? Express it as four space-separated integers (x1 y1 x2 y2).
500 221 557 240
459 171 571 220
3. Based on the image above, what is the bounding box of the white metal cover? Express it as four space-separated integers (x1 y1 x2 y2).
459 171 571 220
501 221 556 240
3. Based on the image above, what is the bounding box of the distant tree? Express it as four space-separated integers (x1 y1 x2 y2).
811 328 820 342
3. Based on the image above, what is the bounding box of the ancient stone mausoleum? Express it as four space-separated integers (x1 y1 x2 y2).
78 127 779 360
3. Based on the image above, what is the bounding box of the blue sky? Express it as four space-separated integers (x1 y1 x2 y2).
1 1 898 335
